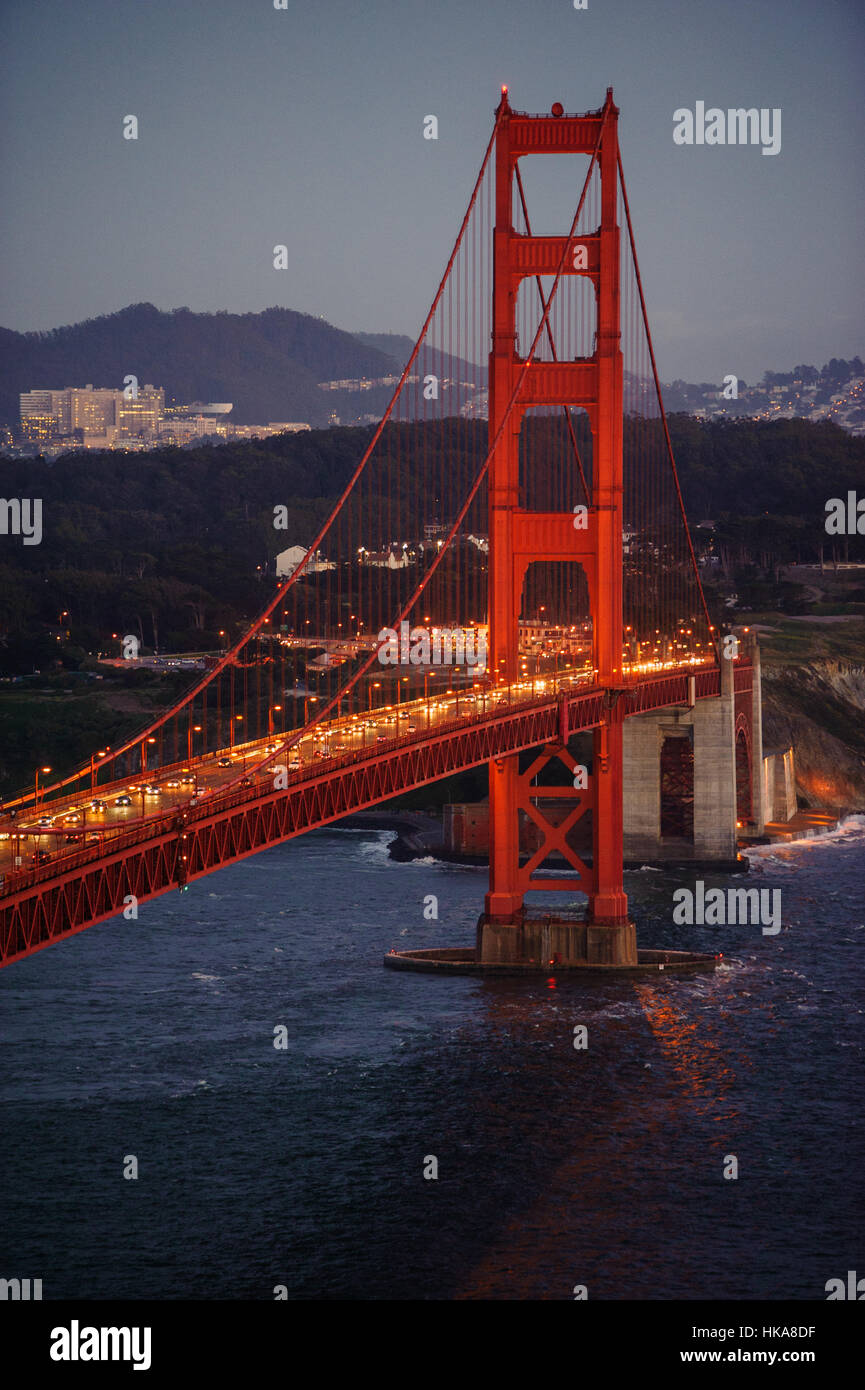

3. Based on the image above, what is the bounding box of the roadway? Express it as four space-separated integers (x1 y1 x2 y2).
0 654 709 891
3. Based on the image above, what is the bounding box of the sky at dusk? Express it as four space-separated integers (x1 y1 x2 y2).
1 0 863 384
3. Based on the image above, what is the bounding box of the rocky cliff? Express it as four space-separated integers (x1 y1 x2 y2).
761 661 865 810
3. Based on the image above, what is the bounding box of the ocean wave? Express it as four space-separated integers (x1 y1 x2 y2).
743 813 865 863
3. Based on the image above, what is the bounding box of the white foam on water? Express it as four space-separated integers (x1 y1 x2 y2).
356 832 394 866
743 813 865 865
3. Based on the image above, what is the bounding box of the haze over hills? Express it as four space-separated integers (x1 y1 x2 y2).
351 331 416 365
0 304 403 429
1 303 861 437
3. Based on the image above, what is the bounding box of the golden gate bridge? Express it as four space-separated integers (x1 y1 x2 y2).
0 89 751 971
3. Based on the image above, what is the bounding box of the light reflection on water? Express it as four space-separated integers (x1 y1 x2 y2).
1 818 862 1299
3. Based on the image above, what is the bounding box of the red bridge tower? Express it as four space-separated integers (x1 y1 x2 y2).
480 89 635 967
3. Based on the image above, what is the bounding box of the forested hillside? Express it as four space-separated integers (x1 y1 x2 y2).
0 304 400 427
0 415 863 673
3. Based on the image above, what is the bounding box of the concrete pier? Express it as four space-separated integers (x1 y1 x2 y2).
384 944 720 976
476 914 637 967
381 909 717 977
623 655 738 863
622 640 796 864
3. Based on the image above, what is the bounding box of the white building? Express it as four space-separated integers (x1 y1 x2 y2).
359 545 413 569
275 546 336 578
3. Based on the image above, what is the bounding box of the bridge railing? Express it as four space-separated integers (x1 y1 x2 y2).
0 659 734 902
0 682 565 898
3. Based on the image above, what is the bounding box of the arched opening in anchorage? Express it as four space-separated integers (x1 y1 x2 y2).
660 733 694 842
735 721 752 825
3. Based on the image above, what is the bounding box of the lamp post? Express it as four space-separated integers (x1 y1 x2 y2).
425 670 438 725
142 736 156 774
34 765 51 807
187 723 202 762
268 705 282 737
90 750 106 793
230 714 243 751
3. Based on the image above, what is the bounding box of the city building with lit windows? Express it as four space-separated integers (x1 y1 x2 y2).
18 386 311 452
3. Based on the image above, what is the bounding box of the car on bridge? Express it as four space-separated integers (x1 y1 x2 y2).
114 794 132 807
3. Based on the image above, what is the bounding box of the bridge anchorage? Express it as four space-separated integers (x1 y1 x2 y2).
387 89 719 976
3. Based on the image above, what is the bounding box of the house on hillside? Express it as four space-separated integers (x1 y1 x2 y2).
275 546 335 578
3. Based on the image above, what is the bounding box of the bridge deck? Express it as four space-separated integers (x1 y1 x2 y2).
0 661 749 967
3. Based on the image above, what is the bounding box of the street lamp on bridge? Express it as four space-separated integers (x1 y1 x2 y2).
90 749 108 792
142 736 157 774
34 766 51 807
424 669 437 723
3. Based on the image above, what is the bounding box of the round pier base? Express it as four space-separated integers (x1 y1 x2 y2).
383 946 720 977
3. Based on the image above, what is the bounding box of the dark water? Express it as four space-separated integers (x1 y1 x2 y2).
1 818 863 1301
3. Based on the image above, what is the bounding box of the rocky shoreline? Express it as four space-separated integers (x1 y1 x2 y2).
761 660 865 811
